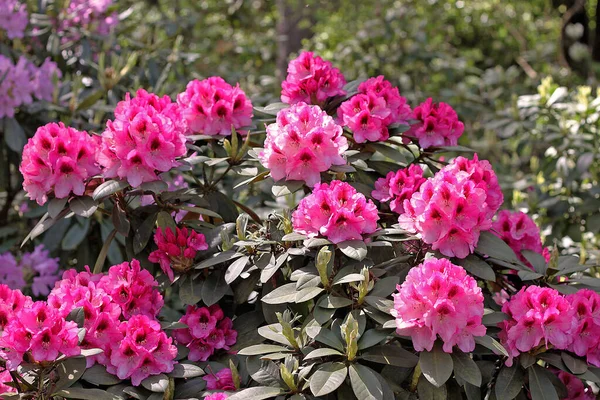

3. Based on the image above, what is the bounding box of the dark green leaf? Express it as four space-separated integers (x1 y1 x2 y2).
315 328 345 352
69 196 99 218
48 198 68 219
357 329 389 350
194 250 244 270
309 362 348 397
360 345 418 367
561 352 587 375
168 363 204 378
55 357 87 391
457 255 495 281
201 269 228 306
227 386 283 400
475 231 520 264
474 335 509 356
133 213 157 254
369 276 400 297
55 388 120 400
179 275 203 305
3 117 26 153
338 240 368 261
451 351 482 387
261 283 297 304
419 343 453 387
140 374 169 392
81 364 122 385
417 375 447 400
92 180 129 201
237 345 291 356
528 365 559 400
349 364 383 400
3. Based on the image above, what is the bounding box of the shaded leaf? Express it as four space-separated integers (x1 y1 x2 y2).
420 343 453 387
309 362 348 397
451 351 482 387
528 365 559 400
349 364 383 400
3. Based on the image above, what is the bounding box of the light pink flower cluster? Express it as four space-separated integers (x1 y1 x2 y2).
398 155 503 258
0 56 61 119
292 180 379 244
258 103 347 187
0 245 60 296
0 301 80 370
205 393 229 400
566 289 600 367
107 315 177 386
58 0 118 41
47 262 176 385
391 258 485 353
177 77 253 136
498 286 574 366
149 226 208 281
492 210 544 266
281 52 346 105
337 76 411 143
372 164 427 214
20 122 101 205
405 98 464 149
97 259 164 319
173 305 237 362
0 0 28 39
204 368 235 390
98 89 188 187
0 369 15 394
556 371 595 400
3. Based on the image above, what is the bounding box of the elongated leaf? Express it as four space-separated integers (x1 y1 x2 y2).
451 351 482 387
357 330 389 350
225 255 249 284
318 295 353 309
457 255 495 281
528 365 559 400
194 251 244 270
475 231 520 264
419 343 453 387
295 287 324 303
227 387 283 400
348 364 383 400
338 240 368 261
561 352 587 375
369 276 400 297
179 275 203 305
261 283 297 304
315 328 345 352
69 196 98 217
360 345 418 367
3 117 26 153
81 364 122 385
55 388 120 400
309 362 348 397
141 374 169 392
92 180 129 200
48 198 68 219
304 348 344 359
417 376 448 400
475 335 509 356
201 269 228 306
238 345 291 356
168 363 204 378
133 213 157 254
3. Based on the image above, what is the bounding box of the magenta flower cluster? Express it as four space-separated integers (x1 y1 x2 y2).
0 0 28 39
372 164 427 214
399 155 503 258
292 180 379 244
205 393 229 400
204 368 235 391
337 76 411 143
20 122 101 205
173 305 237 362
0 56 61 119
406 98 464 149
281 51 346 105
149 226 208 281
391 257 486 353
498 286 574 366
0 245 60 297
57 0 118 41
98 89 188 188
557 371 595 400
177 77 253 136
492 210 546 266
259 102 348 187
46 260 176 386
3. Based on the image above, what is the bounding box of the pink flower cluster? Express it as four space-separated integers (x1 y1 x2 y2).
58 0 118 41
173 305 237 362
98 89 188 187
0 0 28 39
372 164 427 214
398 155 503 258
337 76 411 143
566 289 600 367
20 122 101 205
0 285 32 335
149 226 208 281
0 301 80 370
0 369 14 394
0 245 60 297
0 56 61 119
205 393 229 400
492 210 545 266
204 368 235 390
177 77 253 136
556 371 595 400
47 261 176 385
258 103 348 187
405 98 464 149
281 52 346 105
292 180 379 244
498 286 574 366
391 258 486 353
107 315 177 386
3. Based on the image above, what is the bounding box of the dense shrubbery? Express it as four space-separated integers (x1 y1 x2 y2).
2 1 600 400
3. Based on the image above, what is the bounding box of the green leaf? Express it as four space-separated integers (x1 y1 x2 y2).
475 335 509 357
315 328 345 352
81 364 122 385
3 117 26 153
304 348 344 359
360 345 418 367
528 365 559 400
318 295 353 309
62 218 90 250
282 232 308 241
522 250 547 274
561 352 587 375
133 212 157 254
168 363 204 378
457 255 495 281
227 387 283 400
69 196 99 218
482 311 509 325
261 283 297 304
55 357 87 391
357 329 389 350
369 276 400 297
417 375 448 400
92 180 129 200
237 344 292 356
156 211 177 232
257 324 293 347
348 364 383 400
272 181 304 197
225 255 249 284
55 388 120 400
179 275 203 305
338 240 368 261
451 351 482 387
246 356 281 386
140 374 169 392
309 362 348 397
475 231 520 264
194 251 244 270
295 287 324 303
48 198 68 219
419 343 453 387
333 273 365 285
201 269 228 306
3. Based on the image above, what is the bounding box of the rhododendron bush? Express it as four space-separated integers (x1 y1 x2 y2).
3 40 600 400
